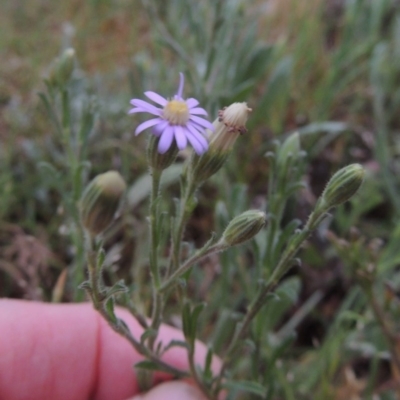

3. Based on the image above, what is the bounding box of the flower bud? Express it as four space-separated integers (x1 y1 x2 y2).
320 164 365 210
49 48 76 88
221 210 267 247
80 171 126 236
189 102 252 183
147 134 179 171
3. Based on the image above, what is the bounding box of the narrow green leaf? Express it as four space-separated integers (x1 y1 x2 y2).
198 232 218 254
140 329 158 345
250 56 292 130
181 302 192 341
61 89 70 130
267 332 296 370
134 360 165 372
238 45 273 82
38 92 62 135
222 380 266 396
38 162 63 190
96 248 106 270
272 219 302 262
189 303 205 345
78 280 92 291
163 340 190 352
104 280 129 300
105 298 117 323
203 347 214 381
275 277 301 304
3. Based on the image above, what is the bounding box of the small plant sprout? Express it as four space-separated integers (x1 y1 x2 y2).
129 72 213 154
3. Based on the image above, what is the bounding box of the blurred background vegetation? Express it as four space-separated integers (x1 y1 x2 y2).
2 0 400 398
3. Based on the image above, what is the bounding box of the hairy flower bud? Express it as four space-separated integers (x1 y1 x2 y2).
209 103 251 152
221 210 267 247
147 134 179 171
80 171 126 236
320 164 365 210
189 102 252 183
49 48 76 88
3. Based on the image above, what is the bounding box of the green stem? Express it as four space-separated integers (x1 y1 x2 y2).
61 89 78 194
148 168 162 349
149 168 162 288
187 342 216 400
264 168 290 273
72 231 87 301
85 234 188 378
169 180 196 275
160 242 226 294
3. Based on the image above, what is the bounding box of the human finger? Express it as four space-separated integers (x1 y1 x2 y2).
0 300 220 400
129 381 207 400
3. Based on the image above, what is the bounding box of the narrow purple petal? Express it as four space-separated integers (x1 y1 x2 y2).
186 121 205 137
144 91 168 106
188 119 204 130
189 115 215 131
188 120 213 138
130 99 162 116
135 118 163 136
152 120 169 137
189 107 208 116
158 126 174 153
185 128 208 155
174 125 188 150
128 108 147 114
186 123 209 150
176 72 184 99
186 98 199 108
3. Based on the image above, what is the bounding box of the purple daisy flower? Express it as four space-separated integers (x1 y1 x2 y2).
129 73 213 155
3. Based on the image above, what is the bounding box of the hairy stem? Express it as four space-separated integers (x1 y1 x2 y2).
188 342 216 400
160 242 226 294
85 235 188 378
148 168 162 349
169 180 196 275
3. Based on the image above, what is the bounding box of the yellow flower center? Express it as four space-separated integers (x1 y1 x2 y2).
163 100 189 125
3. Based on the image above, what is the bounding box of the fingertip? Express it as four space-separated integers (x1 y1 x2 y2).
128 381 207 400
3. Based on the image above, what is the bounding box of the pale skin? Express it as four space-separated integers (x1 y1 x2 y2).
0 300 220 400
